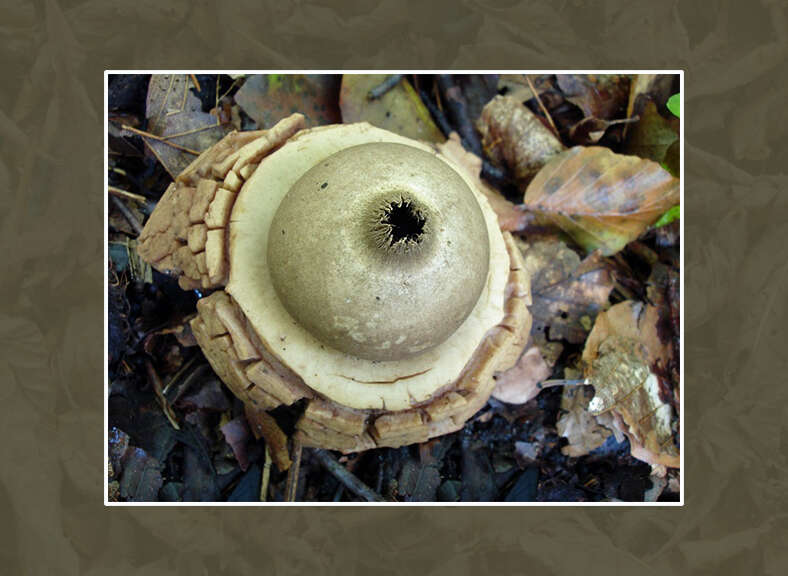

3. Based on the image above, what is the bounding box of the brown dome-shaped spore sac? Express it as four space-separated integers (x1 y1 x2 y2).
267 142 491 361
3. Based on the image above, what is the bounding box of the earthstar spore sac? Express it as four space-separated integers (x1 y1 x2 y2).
137 114 532 453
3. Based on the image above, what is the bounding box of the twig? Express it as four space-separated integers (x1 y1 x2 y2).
260 447 272 502
217 76 243 104
214 75 220 115
376 453 385 494
418 88 453 137
157 124 224 141
190 74 201 92
538 378 590 389
110 196 143 236
285 433 303 502
312 449 385 502
121 124 201 155
108 185 147 204
367 74 404 100
144 359 180 430
436 75 482 156
524 74 559 139
161 355 200 397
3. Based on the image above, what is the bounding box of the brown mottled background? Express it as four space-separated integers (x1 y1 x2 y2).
1 0 785 574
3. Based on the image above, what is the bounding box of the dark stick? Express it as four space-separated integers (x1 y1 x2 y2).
367 74 404 100
481 160 507 183
418 88 453 137
376 453 385 494
110 195 143 236
538 378 590 389
436 75 482 156
285 434 303 502
312 449 385 502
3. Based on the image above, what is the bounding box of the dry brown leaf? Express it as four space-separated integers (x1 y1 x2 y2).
624 99 679 164
491 343 551 404
143 74 233 178
339 74 444 142
582 301 679 469
519 238 614 345
235 74 341 129
477 95 565 187
647 263 681 406
556 74 630 121
623 74 677 149
434 133 530 231
524 146 679 255
625 74 676 126
556 385 612 457
625 74 657 124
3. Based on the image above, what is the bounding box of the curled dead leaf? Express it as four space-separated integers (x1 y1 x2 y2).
625 74 676 128
524 146 679 255
491 343 551 404
623 99 679 164
518 238 614 345
556 74 630 121
556 385 612 457
582 301 679 469
477 95 565 187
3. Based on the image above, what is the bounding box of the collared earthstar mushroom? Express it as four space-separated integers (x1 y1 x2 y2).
138 113 532 454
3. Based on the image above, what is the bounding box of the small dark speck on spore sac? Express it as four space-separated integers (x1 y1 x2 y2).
321 182 328 189
376 296 381 301
385 111 391 118
282 229 285 235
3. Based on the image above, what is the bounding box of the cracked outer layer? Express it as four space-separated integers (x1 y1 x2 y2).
228 123 512 410
137 114 306 289
190 232 530 452
138 114 533 453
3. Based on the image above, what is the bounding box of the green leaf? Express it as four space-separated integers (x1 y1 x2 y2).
654 205 680 228
666 94 680 118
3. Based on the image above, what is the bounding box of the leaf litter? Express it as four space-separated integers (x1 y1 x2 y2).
524 146 679 255
137 74 235 178
107 73 681 502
